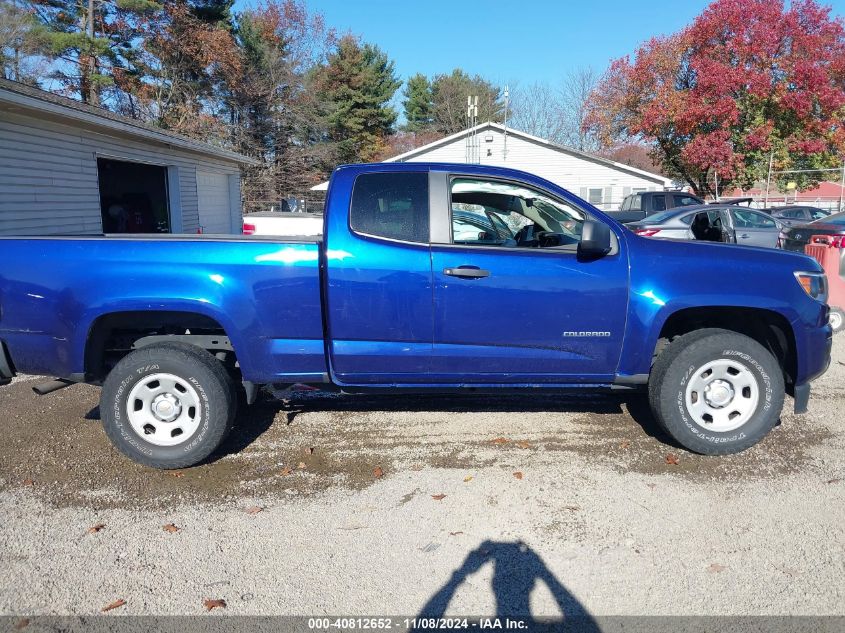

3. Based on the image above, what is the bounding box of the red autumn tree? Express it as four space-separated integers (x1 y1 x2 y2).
585 0 845 196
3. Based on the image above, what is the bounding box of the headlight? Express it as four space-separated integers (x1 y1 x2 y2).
794 271 828 303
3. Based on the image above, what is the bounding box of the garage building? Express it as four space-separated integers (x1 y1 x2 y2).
324 122 674 211
0 78 257 236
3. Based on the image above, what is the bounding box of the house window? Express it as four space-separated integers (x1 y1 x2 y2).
588 188 603 205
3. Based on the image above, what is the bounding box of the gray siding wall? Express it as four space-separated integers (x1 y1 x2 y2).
0 109 242 235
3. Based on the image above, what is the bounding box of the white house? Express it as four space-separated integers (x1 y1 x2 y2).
0 78 258 236
314 122 673 211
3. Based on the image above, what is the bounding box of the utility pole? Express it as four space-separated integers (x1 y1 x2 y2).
764 151 774 208
839 161 845 213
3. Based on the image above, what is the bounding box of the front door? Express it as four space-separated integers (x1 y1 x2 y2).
429 175 629 383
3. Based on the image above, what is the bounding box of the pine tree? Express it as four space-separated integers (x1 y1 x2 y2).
316 34 401 164
25 0 161 105
402 73 433 132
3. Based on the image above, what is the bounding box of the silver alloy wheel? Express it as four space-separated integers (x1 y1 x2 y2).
126 373 202 446
684 359 759 433
830 310 843 331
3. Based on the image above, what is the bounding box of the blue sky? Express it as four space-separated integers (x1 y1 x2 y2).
235 0 845 85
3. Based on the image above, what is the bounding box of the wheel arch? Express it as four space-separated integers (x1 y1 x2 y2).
81 307 243 383
651 306 798 392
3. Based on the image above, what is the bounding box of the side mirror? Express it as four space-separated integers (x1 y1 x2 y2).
578 220 612 258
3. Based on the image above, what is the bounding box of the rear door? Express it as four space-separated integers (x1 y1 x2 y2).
323 170 434 384
730 209 779 248
428 172 629 383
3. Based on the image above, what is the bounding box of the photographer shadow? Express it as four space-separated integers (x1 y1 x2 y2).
416 540 600 633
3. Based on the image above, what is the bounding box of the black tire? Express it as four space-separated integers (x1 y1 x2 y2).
648 328 784 455
829 309 844 334
101 342 237 469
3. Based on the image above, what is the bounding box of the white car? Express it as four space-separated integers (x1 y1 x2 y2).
242 212 323 237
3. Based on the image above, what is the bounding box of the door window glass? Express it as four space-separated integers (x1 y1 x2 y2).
652 195 667 211
733 210 776 228
629 195 642 211
450 178 586 249
350 172 429 243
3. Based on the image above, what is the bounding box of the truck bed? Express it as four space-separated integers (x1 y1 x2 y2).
0 235 327 384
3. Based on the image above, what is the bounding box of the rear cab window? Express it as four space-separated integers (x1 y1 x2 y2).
674 194 700 207
350 172 429 242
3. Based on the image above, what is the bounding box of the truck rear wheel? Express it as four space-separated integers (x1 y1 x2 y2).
101 342 237 469
648 329 784 455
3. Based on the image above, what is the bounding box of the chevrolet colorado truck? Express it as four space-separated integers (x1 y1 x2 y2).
0 163 833 469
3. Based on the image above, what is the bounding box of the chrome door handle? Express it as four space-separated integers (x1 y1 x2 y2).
443 266 490 279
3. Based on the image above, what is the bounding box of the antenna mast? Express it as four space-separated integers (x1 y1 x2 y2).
503 85 509 161
465 95 479 163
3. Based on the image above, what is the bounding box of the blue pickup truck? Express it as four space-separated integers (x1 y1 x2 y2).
0 163 833 468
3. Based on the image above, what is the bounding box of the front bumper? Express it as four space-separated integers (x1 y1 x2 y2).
793 330 833 414
0 340 14 386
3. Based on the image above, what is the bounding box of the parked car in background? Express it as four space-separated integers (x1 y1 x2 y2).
628 204 783 248
608 190 703 223
779 211 845 252
242 212 323 237
766 205 831 227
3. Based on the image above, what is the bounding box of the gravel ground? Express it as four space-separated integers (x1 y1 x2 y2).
0 339 843 618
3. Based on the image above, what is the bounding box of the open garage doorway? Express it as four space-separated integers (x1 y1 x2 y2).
97 158 171 233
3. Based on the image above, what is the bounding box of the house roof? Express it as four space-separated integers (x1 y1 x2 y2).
386 122 673 186
310 122 673 190
0 78 259 165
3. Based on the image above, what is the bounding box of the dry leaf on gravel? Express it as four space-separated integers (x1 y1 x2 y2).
665 454 680 466
463 475 473 482
826 478 842 484
708 563 726 573
373 466 384 479
431 494 447 501
513 471 524 480
563 505 580 511
21 479 34 486
167 471 185 478
303 447 315 456
449 531 464 536
620 440 631 449
203 598 226 611
297 461 306 469
245 506 263 515
410 464 424 471
87 523 106 534
490 437 509 445
280 466 293 476
101 599 126 613
515 440 532 449
14 618 29 630
163 523 180 533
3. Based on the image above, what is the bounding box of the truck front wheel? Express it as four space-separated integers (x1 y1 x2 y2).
648 329 784 455
101 342 237 469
